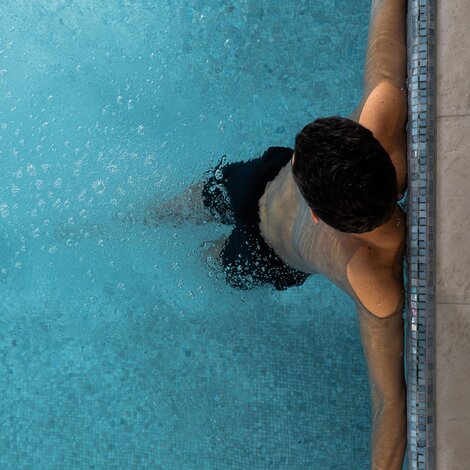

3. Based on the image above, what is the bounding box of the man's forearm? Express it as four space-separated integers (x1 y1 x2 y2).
364 0 407 94
355 303 407 470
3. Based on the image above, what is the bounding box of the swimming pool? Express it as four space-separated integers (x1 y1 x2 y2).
0 1 390 468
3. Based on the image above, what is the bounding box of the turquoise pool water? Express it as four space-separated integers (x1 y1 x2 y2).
0 1 383 468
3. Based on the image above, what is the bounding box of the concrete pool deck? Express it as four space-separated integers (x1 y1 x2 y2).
435 0 470 468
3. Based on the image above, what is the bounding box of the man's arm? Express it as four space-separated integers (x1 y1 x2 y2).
363 0 407 95
355 299 407 470
349 0 408 194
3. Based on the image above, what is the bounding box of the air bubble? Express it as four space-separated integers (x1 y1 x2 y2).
144 155 154 165
27 164 37 176
92 180 106 194
0 203 9 218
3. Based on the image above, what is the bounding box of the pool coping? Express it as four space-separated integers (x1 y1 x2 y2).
406 0 436 468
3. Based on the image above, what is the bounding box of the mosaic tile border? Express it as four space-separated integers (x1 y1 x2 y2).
406 0 436 469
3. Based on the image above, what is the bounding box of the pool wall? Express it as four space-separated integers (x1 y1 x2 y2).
406 0 436 468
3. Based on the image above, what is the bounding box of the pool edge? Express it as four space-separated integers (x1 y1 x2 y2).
406 0 436 469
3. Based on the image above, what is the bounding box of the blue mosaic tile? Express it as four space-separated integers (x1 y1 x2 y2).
406 0 435 468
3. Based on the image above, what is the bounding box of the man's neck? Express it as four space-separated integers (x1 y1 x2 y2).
351 206 405 251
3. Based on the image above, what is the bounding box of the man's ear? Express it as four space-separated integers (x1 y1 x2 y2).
310 208 320 224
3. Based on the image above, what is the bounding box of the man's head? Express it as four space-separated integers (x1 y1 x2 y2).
291 116 398 234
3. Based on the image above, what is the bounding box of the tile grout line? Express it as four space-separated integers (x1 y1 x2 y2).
436 113 470 119
436 302 470 306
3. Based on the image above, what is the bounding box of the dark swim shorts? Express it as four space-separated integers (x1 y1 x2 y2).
201 146 311 291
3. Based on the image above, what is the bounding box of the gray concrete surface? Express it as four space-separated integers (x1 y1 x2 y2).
436 0 470 468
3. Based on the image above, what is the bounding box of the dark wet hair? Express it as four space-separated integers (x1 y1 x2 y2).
292 116 398 233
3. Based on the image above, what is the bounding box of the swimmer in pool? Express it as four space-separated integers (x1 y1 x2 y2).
145 1 408 468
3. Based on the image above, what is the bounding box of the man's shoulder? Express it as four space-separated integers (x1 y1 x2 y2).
346 222 406 318
347 251 405 318
347 80 408 194
358 81 407 142
361 83 407 152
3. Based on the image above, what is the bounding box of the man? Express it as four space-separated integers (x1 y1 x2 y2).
146 1 407 468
